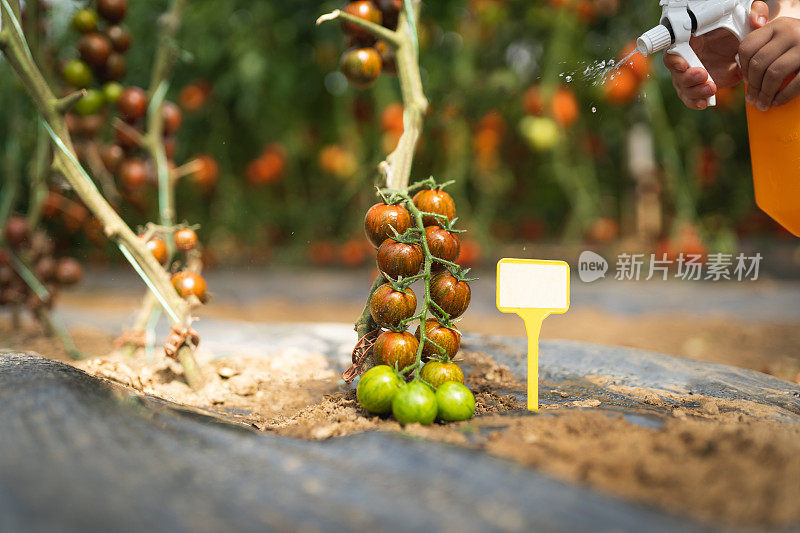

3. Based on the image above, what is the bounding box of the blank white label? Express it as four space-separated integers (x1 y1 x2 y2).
497 261 569 310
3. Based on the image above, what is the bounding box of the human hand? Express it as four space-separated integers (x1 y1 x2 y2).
740 15 800 110
663 1 769 110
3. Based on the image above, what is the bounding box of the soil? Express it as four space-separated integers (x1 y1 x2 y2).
3 314 800 528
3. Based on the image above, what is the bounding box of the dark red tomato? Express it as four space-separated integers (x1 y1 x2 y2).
55 257 84 286
375 0 401 29
415 318 461 359
40 193 63 220
341 1 383 44
77 33 111 69
425 226 460 264
163 137 177 160
104 24 131 52
376 238 422 278
61 203 89 233
143 236 168 264
430 272 471 318
4 216 30 249
340 47 382 90
117 87 147 123
171 271 208 303
97 0 127 23
161 101 182 135
364 202 411 247
103 52 127 81
174 228 198 252
373 40 397 75
420 360 464 388
118 158 148 191
373 330 419 371
370 284 416 328
33 256 56 282
413 189 456 226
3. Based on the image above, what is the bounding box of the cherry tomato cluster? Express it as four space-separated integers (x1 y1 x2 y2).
140 227 208 304
64 0 131 119
336 1 400 90
0 216 84 313
357 182 476 425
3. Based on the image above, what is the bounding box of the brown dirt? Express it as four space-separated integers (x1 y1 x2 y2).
3 313 800 528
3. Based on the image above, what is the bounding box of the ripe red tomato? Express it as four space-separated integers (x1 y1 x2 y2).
370 284 417 328
100 144 124 173
375 0 401 29
4 216 30 249
179 80 212 113
341 1 383 44
420 361 464 388
174 228 198 252
61 203 89 233
117 158 149 191
40 193 63 220
97 0 127 23
339 239 371 268
373 330 419 371
158 101 182 135
424 226 460 264
415 318 461 359
456 238 481 267
143 236 168 264
340 47 382 90
381 102 404 133
523 85 544 115
77 33 111 69
376 238 422 278
33 256 56 282
117 87 147 123
604 65 640 104
55 257 84 286
103 53 127 81
413 189 455 226
104 24 131 53
192 154 219 189
551 86 579 128
364 202 411 247
171 271 208 303
430 272 471 318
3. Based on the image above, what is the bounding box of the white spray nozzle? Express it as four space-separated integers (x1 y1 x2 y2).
637 24 672 57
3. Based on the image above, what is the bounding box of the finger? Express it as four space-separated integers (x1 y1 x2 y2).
745 40 792 105
677 67 710 89
663 52 689 73
739 25 775 79
692 99 709 111
682 80 717 101
757 50 800 110
772 72 800 106
750 1 770 29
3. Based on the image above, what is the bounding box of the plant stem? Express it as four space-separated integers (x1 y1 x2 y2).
0 0 203 389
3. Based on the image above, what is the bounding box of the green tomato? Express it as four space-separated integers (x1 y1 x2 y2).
435 382 475 422
71 8 99 33
420 361 464 389
357 365 403 414
392 381 437 426
102 81 124 105
74 89 106 116
519 116 560 152
62 59 93 89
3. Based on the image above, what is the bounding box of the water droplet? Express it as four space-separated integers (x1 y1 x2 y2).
565 75 573 83
591 106 597 113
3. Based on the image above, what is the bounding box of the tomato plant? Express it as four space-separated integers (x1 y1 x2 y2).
430 271 471 319
174 228 198 252
171 271 208 303
412 189 456 226
424 226 460 264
